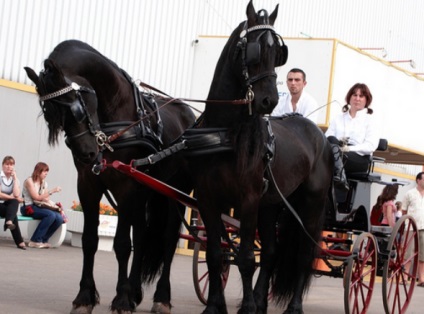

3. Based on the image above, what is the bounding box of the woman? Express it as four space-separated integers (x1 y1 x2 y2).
375 184 399 227
0 156 26 250
21 162 63 249
326 83 380 190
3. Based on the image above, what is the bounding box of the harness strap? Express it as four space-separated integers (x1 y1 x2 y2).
132 141 187 167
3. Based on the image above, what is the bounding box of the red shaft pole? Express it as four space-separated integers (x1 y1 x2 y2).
111 160 198 210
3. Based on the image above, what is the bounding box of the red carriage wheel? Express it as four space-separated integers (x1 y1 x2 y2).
192 230 231 305
382 215 418 314
344 232 377 314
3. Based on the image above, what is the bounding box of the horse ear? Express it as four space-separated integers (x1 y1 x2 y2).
24 67 40 86
269 4 279 25
44 59 57 73
246 0 256 24
43 59 65 82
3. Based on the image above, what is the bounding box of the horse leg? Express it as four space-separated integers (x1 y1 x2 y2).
128 194 146 307
254 205 279 314
236 200 260 314
151 200 184 314
71 193 101 314
110 194 145 313
199 201 228 314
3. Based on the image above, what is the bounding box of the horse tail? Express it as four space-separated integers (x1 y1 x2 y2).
271 197 326 306
141 193 169 283
141 193 184 283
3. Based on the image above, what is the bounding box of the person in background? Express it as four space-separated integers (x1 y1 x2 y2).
375 184 399 227
326 83 379 190
402 172 424 286
0 156 26 250
21 162 63 249
395 201 403 221
271 68 319 123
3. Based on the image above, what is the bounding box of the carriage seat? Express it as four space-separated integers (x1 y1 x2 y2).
346 139 388 182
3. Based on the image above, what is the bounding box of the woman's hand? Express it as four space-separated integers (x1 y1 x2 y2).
49 186 62 195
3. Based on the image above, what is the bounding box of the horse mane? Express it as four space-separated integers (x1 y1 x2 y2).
231 114 267 180
206 21 268 180
37 60 68 146
38 40 135 146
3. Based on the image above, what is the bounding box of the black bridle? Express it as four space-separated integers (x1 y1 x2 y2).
235 17 288 114
38 81 114 151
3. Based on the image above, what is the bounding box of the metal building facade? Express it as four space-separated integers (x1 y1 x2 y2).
2 0 424 97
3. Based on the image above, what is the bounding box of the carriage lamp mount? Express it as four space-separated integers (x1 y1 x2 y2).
359 47 387 58
389 59 416 69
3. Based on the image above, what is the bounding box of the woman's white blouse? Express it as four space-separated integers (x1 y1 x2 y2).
325 110 379 155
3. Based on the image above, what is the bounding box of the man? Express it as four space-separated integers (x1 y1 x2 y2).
271 68 319 123
403 172 424 285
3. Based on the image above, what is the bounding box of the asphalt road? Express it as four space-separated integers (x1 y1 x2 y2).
0 237 422 314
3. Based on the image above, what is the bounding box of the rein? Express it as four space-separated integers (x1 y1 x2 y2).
138 81 252 106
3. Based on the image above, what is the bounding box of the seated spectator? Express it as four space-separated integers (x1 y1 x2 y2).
0 156 26 250
21 162 63 249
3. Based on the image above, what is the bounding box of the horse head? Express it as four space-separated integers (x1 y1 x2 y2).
24 60 100 164
210 0 287 116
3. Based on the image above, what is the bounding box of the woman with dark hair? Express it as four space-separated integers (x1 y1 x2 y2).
21 162 63 249
326 83 380 190
0 156 26 250
375 184 399 227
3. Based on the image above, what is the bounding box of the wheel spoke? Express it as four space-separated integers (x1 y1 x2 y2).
383 215 419 314
344 232 376 314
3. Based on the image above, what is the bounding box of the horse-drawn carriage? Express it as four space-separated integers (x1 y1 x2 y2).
109 136 419 314
24 1 418 314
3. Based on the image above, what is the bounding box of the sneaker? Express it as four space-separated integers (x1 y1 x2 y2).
42 243 52 248
28 241 49 249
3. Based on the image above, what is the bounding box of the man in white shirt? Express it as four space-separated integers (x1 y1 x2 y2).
403 171 424 285
271 68 318 123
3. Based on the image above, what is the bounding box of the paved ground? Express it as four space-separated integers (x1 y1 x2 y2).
0 237 423 314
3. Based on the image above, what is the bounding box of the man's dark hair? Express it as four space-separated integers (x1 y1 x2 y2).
416 172 424 182
288 68 306 81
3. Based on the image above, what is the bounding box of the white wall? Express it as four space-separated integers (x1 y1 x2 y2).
0 85 78 209
2 0 424 94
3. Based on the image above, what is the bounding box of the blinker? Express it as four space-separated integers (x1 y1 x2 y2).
246 43 261 66
70 98 86 123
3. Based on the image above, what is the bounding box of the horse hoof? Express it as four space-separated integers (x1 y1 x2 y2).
70 305 93 314
111 310 132 314
151 302 171 314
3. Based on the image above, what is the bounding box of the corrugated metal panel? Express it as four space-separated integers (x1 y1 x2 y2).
2 0 424 95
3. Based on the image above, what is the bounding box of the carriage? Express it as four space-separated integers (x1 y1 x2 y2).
108 136 419 314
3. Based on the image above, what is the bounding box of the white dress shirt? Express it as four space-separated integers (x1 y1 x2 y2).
325 109 379 155
271 91 319 123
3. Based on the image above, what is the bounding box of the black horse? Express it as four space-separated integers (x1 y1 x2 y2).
182 1 334 313
24 41 195 314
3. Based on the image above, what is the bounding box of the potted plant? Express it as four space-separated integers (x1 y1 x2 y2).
66 201 118 251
